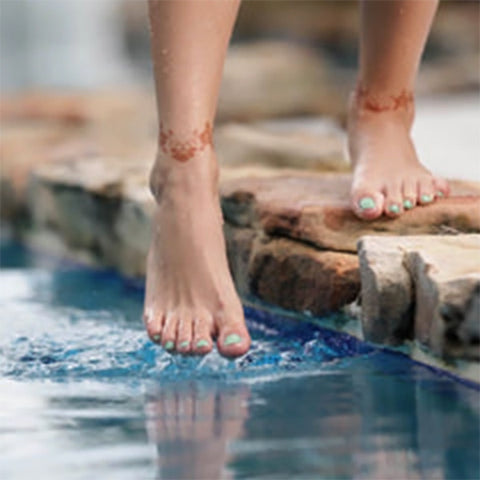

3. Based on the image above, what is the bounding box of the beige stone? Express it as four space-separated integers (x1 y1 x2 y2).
248 237 360 316
221 173 480 252
404 235 480 360
358 234 480 360
215 117 348 171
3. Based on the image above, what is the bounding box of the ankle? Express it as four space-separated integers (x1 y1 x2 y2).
349 81 415 124
149 150 219 204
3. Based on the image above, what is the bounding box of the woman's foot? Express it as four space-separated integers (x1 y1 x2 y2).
143 150 250 357
348 85 449 220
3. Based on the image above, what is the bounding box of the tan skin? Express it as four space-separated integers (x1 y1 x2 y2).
145 0 449 356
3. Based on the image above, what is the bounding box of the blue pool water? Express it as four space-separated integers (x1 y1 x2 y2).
1 239 479 480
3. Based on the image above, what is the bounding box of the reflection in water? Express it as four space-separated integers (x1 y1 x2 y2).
142 354 480 480
145 382 250 480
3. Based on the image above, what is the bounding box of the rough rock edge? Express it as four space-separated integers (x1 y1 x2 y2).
357 235 480 362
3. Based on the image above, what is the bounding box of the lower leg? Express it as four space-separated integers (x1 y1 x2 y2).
349 0 449 220
144 0 250 357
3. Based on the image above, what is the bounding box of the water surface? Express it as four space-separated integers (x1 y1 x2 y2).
1 239 479 480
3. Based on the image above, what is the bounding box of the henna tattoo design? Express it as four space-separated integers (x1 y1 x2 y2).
159 122 213 162
355 84 414 113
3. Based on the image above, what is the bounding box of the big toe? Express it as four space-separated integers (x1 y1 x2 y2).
350 187 385 221
216 312 250 358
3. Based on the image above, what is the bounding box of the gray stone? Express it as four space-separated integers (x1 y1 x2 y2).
223 223 257 296
28 156 152 277
357 237 413 345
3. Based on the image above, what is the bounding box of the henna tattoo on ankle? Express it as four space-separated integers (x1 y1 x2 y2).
355 84 414 113
159 122 213 162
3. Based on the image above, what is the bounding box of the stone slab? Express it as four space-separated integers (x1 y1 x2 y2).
28 157 361 316
221 173 480 252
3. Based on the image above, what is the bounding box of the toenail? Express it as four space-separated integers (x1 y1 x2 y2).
179 340 190 350
436 191 444 198
224 334 242 346
403 199 414 210
421 194 433 204
359 197 376 210
388 204 400 214
152 334 161 342
164 341 174 350
196 339 209 348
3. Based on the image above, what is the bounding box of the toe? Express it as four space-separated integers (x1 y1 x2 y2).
351 183 385 221
192 314 214 355
216 311 251 358
144 307 164 344
176 311 193 354
402 179 418 211
161 311 178 353
433 177 450 199
383 182 404 218
418 176 436 206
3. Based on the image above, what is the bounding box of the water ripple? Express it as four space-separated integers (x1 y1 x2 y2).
0 270 374 382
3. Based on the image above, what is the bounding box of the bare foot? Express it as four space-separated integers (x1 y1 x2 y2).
143 150 250 357
348 85 449 220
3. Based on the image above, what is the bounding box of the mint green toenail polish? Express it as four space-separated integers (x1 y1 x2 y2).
164 341 174 350
196 339 209 348
436 191 444 198
403 199 414 210
152 334 160 342
224 334 242 346
359 197 376 210
421 194 433 203
179 341 190 349
388 204 400 214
